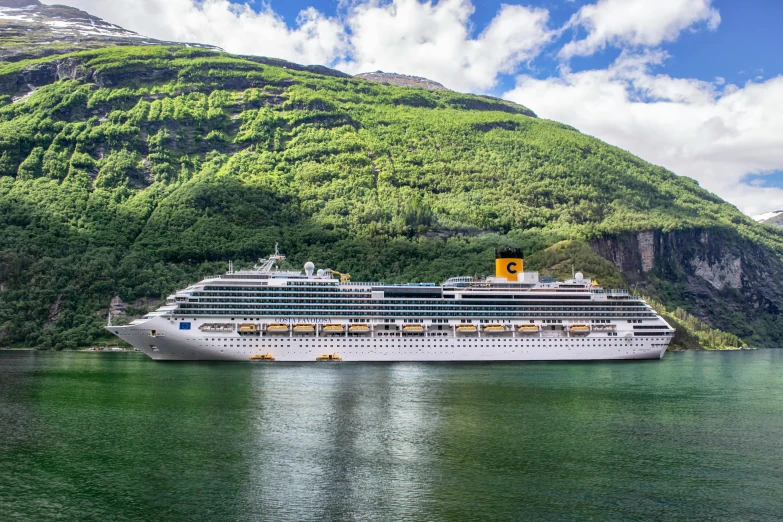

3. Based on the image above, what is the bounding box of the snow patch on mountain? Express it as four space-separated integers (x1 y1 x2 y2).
0 1 220 61
751 210 783 223
0 6 36 21
753 210 783 222
1 3 147 38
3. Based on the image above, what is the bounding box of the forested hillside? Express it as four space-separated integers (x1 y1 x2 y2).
1 45 782 349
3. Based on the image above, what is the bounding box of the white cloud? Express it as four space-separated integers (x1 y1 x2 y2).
560 0 720 59
44 0 350 66
336 0 552 92
503 51 783 215
45 0 552 93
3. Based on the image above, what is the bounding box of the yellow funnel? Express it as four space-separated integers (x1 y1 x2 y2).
495 248 523 281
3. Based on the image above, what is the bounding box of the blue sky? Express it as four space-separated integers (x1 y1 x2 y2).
257 0 783 97
42 0 783 214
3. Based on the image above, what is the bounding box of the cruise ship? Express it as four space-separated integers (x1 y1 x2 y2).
107 247 674 361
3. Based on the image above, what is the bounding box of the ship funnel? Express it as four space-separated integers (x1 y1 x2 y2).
495 247 523 282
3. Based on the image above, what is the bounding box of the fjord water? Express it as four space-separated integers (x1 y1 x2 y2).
1 351 782 521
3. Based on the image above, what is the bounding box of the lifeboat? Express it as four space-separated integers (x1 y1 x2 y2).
457 325 478 332
250 354 274 361
293 324 315 333
403 324 424 333
323 324 345 333
266 324 289 332
518 325 539 333
483 324 505 333
238 324 258 333
316 354 342 362
348 324 370 333
569 324 590 334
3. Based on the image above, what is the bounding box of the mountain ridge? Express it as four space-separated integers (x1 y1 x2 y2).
0 0 41 7
0 0 219 63
355 71 449 91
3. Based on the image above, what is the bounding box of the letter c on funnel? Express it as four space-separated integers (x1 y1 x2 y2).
507 262 518 274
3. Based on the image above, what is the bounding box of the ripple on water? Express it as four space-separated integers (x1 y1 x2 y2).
1 350 782 521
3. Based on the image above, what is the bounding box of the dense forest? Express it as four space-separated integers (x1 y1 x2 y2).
1 45 782 350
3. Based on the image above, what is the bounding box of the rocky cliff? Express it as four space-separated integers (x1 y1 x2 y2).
592 228 783 346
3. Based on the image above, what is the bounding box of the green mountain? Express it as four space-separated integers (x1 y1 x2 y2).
1 7 781 350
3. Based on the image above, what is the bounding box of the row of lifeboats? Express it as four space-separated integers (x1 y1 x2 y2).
259 323 371 333
221 322 596 334
455 324 592 334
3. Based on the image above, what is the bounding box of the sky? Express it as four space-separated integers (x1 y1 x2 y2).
42 0 783 216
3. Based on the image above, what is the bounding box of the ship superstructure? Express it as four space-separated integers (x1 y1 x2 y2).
107 247 674 361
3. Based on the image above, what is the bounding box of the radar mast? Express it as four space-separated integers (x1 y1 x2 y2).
254 243 287 273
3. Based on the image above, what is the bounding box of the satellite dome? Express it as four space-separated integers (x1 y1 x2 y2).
575 272 584 281
304 262 315 276
317 269 325 277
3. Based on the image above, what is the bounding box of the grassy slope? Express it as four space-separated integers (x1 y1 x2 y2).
0 46 780 349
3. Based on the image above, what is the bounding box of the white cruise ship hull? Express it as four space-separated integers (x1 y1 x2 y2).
106 247 675 362
109 317 670 362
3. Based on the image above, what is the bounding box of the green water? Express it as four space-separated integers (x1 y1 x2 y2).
1 351 782 521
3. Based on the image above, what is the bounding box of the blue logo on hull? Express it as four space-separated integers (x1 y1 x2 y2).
179 322 191 330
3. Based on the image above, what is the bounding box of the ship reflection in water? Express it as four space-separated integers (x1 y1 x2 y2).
1 350 782 520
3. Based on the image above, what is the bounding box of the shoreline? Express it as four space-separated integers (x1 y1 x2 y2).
0 348 140 353
670 346 756 352
1 346 771 354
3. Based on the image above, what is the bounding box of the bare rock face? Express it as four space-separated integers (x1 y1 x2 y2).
591 228 783 346
595 230 661 274
691 255 742 290
110 296 128 316
637 231 656 272
1 57 96 98
355 71 449 91
47 295 63 324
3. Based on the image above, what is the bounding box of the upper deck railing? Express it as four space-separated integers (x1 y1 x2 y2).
590 289 629 295
443 276 474 285
196 274 632 296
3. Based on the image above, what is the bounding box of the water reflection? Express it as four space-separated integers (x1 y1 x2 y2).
243 363 444 519
1 351 782 521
